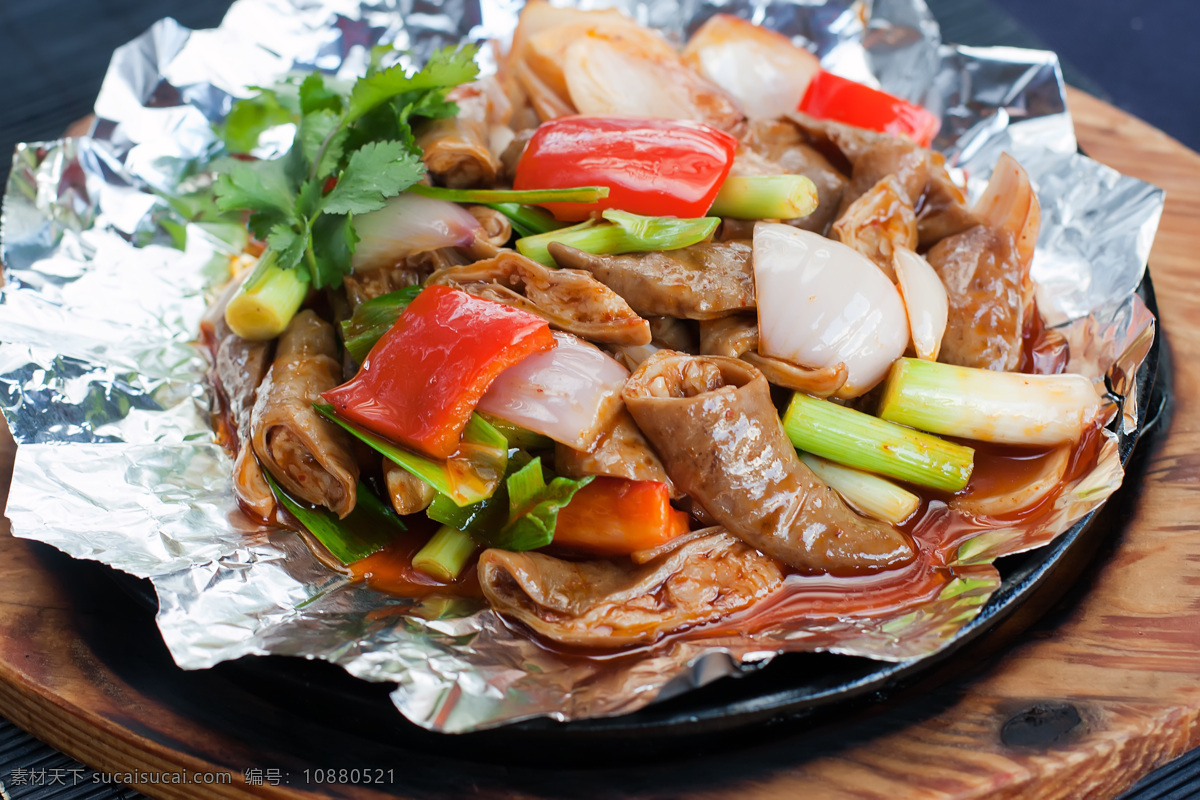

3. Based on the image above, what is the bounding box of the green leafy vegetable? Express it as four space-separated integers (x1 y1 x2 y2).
212 44 481 305
340 285 423 363
220 86 297 154
484 203 565 238
428 456 592 552
314 403 507 506
409 184 609 205
492 458 592 551
517 209 720 267
263 472 405 564
321 140 425 215
346 46 479 123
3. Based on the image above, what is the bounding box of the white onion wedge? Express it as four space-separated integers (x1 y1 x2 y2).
350 193 481 273
973 152 1041 271
562 36 744 131
951 443 1070 518
682 14 820 120
893 247 948 361
753 222 909 398
477 332 630 452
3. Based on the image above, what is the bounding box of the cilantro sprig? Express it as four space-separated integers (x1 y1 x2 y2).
213 45 480 290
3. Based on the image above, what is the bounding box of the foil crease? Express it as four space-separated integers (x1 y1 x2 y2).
0 0 1163 733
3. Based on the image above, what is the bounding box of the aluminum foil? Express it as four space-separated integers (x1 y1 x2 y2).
0 0 1164 733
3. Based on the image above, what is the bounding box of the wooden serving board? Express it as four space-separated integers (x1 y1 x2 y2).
1 88 1198 799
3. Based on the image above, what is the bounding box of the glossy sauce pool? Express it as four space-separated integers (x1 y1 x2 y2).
335 420 1108 659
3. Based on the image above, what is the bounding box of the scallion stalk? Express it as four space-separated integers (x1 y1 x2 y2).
877 358 1105 446
263 472 404 564
484 202 566 238
478 413 554 450
709 175 819 220
409 184 609 205
340 285 422 363
799 453 921 525
517 209 720 267
314 404 508 506
783 392 974 493
412 524 477 581
224 249 310 340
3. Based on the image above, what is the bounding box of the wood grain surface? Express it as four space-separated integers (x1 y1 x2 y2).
1 88 1198 799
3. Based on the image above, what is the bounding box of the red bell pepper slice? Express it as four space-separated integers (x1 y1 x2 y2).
322 286 554 460
798 70 940 148
513 116 738 222
552 477 690 555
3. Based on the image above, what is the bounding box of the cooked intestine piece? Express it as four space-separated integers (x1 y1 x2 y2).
784 111 890 165
555 408 674 492
547 241 754 320
343 247 472 307
681 14 820 121
623 352 914 574
202 278 277 520
478 529 782 646
648 316 697 354
416 83 502 189
927 153 1041 371
832 174 918 279
698 314 848 397
837 137 929 213
917 155 977 247
736 119 847 234
384 460 436 516
231 445 276 521
250 310 359 518
466 205 512 250
426 250 651 346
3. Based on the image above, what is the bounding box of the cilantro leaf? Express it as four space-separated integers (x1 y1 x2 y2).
220 90 296 153
346 45 480 123
214 158 296 217
299 109 347 180
265 222 308 274
309 213 357 289
298 73 345 116
295 177 325 220
321 141 424 215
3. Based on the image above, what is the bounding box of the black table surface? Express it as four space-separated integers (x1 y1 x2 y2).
1 0 1198 798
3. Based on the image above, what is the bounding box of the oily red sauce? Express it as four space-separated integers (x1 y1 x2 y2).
1021 301 1069 375
320 418 1110 659
349 517 483 598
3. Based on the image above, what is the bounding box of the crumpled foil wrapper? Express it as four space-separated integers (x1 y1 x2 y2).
0 0 1163 733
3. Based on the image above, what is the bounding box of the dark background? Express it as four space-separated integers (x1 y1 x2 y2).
0 1 1197 798
0 0 1196 189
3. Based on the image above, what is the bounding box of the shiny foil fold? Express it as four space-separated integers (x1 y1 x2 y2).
0 0 1163 732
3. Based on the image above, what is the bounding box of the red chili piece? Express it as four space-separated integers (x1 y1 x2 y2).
798 70 941 148
513 116 738 221
322 286 554 459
